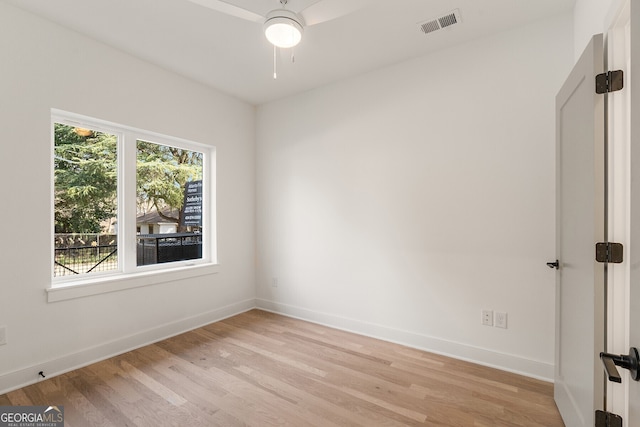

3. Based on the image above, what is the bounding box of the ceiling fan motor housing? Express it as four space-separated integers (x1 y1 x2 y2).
264 9 304 48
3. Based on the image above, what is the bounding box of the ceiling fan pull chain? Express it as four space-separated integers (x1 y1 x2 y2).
291 47 295 63
273 45 278 79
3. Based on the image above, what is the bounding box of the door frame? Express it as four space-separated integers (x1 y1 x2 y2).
605 0 631 422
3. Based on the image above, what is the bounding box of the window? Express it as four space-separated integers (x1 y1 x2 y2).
136 139 203 266
52 110 215 292
53 123 118 277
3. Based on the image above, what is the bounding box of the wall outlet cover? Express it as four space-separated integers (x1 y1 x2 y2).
481 309 493 326
495 312 508 329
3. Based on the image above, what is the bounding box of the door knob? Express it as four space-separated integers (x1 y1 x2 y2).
600 347 640 382
546 260 559 269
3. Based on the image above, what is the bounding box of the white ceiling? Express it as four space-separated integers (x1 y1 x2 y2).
5 0 575 105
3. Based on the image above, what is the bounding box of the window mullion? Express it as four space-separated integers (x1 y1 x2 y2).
121 131 138 273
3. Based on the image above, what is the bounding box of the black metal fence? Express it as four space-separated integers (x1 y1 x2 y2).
54 244 118 277
53 233 202 276
137 233 202 266
54 233 118 277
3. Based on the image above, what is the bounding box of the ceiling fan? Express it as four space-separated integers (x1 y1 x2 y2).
186 0 366 49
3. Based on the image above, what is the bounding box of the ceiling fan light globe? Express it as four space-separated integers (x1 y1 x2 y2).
264 10 304 48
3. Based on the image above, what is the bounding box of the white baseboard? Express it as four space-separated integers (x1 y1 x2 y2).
0 298 256 395
256 298 554 382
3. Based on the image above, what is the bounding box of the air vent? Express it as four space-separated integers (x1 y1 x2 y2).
418 9 462 35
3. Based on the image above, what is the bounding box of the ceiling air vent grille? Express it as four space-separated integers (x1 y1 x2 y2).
420 19 440 34
418 9 462 35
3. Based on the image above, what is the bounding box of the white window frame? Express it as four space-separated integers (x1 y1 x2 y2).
49 109 218 302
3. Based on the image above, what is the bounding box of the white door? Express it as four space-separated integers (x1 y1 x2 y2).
554 34 606 427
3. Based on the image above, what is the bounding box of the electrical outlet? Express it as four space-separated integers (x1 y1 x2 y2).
271 277 278 288
481 309 493 326
495 312 508 329
0 326 7 346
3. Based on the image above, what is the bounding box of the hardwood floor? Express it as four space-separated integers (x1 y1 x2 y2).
0 310 564 426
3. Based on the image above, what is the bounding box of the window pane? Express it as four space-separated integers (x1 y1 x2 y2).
136 140 203 266
53 124 118 277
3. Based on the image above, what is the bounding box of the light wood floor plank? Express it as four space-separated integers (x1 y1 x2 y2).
0 309 564 426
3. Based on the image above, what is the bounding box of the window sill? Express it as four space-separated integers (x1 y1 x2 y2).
47 263 219 303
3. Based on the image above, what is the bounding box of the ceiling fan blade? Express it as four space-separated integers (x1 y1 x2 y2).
299 0 367 26
186 0 264 23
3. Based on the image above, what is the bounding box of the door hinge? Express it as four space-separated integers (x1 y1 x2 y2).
595 242 623 263
596 410 623 427
596 70 624 94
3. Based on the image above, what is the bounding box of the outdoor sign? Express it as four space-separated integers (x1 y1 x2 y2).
181 180 202 226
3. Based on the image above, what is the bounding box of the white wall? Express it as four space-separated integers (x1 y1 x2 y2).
255 13 573 380
574 0 624 58
0 3 255 393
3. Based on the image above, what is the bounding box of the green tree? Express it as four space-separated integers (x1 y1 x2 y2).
54 126 203 235
136 140 203 229
54 124 117 233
